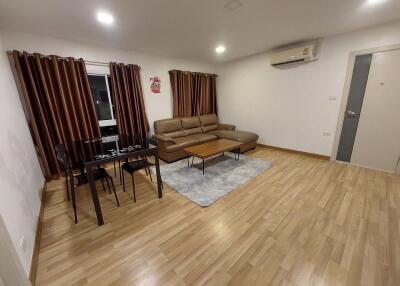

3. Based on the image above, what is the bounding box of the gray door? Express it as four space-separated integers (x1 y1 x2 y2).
336 54 372 162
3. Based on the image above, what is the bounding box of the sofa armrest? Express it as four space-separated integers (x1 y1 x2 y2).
218 123 236 131
152 134 177 144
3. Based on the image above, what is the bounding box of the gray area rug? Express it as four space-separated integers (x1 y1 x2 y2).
152 153 272 207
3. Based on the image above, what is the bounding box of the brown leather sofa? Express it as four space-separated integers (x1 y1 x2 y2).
152 114 258 163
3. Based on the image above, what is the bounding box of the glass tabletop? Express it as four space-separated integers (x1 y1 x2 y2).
74 134 153 165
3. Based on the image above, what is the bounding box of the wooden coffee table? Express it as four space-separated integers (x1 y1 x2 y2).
184 139 243 175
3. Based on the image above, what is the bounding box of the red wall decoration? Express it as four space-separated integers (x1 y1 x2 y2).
150 77 161 93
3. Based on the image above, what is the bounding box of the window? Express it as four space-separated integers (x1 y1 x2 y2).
88 74 116 127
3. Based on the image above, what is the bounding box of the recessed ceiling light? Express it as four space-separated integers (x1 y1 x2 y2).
97 11 114 25
215 46 226 54
366 0 387 6
224 0 243 11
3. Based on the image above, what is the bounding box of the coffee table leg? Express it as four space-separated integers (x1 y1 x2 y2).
191 156 194 168
202 158 205 175
235 148 240 161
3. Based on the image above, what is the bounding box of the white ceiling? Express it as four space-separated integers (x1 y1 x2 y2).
1 0 400 63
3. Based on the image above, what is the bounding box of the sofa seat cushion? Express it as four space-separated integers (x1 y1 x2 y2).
163 130 186 138
174 136 199 147
190 134 217 144
184 127 202 136
165 136 199 153
208 130 259 144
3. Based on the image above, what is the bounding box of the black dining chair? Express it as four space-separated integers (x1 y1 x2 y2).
55 144 120 224
120 135 154 202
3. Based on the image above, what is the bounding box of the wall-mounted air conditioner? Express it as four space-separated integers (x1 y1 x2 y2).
270 42 318 67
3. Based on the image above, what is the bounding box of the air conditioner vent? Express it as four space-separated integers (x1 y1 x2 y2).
270 42 318 67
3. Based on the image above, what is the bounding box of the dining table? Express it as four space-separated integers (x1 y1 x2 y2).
74 134 163 226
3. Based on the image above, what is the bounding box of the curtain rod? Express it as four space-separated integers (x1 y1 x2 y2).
7 51 141 68
169 69 218 77
7 50 83 61
85 60 109 67
86 61 142 69
8 51 108 65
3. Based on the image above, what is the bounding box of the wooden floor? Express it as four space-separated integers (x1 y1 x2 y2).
36 147 400 286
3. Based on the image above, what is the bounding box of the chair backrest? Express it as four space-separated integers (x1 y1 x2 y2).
55 144 72 171
118 133 146 148
132 133 145 147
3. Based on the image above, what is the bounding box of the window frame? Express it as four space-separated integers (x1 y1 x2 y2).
87 72 116 127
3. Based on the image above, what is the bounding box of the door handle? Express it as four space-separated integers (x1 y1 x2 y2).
345 110 360 118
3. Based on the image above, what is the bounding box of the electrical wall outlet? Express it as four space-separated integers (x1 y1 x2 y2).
323 132 331 137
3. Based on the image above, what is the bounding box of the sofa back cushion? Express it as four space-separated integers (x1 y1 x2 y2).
154 118 183 137
181 117 200 129
199 114 218 126
199 114 219 133
181 116 202 136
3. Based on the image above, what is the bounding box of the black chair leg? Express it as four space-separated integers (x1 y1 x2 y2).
108 176 120 207
101 179 106 192
104 176 112 194
121 169 126 192
119 161 122 184
145 158 153 182
148 167 153 182
113 161 117 178
141 155 149 176
131 173 136 202
143 155 153 182
69 173 77 224
65 172 70 201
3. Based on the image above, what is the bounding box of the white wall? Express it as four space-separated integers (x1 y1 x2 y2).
0 31 45 275
217 20 400 156
0 29 215 276
0 30 216 133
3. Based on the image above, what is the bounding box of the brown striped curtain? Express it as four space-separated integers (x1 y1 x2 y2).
109 62 149 138
9 51 100 177
169 70 217 118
